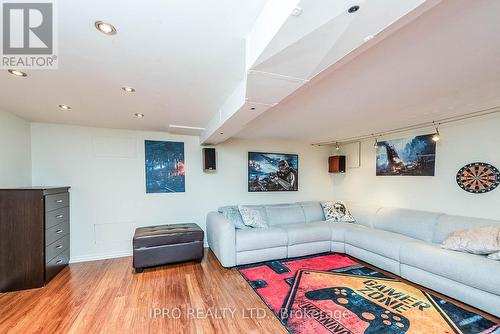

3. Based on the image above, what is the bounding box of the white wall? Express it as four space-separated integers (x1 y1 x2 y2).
333 115 500 221
30 123 334 262
0 110 31 187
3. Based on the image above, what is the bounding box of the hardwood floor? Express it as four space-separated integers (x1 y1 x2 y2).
1 250 498 333
0 249 287 334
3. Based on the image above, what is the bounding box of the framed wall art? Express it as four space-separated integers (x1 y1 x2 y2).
248 152 298 192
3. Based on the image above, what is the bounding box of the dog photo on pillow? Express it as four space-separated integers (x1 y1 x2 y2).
321 201 355 223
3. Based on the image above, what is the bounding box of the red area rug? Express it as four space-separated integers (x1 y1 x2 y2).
238 253 499 334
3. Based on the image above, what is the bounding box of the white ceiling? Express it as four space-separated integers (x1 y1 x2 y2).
236 0 500 143
200 0 440 144
0 0 267 132
2 0 499 144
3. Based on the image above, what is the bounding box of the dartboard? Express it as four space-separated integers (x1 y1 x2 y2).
456 162 500 194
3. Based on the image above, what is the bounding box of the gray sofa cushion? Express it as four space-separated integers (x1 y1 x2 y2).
276 222 331 245
264 204 306 226
400 264 500 318
297 201 325 223
433 215 500 244
218 206 249 229
330 222 367 242
345 228 425 261
236 227 287 252
348 204 380 227
373 208 442 242
400 242 500 296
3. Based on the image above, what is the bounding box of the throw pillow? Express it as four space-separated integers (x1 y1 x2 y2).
321 201 355 223
219 206 249 229
441 226 500 255
488 251 500 260
238 205 269 228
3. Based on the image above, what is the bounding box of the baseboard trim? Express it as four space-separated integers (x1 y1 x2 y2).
70 250 133 264
70 243 209 264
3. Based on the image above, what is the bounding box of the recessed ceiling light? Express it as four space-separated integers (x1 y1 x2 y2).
250 107 256 110
58 104 71 110
94 21 116 35
8 69 27 77
219 132 224 135
122 86 136 93
134 113 145 118
348 5 360 13
291 7 303 16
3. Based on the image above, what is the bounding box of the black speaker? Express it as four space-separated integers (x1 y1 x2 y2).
203 148 216 171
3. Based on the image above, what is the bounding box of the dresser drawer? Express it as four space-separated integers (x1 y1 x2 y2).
45 234 70 263
45 192 69 212
45 206 69 229
45 248 69 282
45 221 69 246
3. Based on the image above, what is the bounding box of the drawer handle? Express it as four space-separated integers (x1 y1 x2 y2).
56 260 63 264
56 245 63 249
56 229 64 234
56 215 64 219
56 199 64 203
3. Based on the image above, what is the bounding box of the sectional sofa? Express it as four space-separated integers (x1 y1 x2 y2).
206 201 500 317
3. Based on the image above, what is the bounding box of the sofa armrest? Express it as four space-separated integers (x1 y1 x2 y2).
206 211 236 267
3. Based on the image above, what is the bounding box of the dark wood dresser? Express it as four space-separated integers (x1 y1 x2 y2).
0 187 70 292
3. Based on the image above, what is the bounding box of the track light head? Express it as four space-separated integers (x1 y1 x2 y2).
432 131 440 142
373 138 379 148
335 142 340 151
432 122 440 142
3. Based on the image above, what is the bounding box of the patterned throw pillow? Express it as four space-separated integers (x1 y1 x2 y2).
441 226 500 255
219 206 250 229
238 205 269 229
488 251 500 260
320 201 355 223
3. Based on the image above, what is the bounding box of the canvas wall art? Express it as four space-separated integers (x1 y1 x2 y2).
248 152 298 192
145 140 185 193
376 134 436 176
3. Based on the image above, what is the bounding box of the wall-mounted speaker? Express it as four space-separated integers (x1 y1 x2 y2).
329 155 346 173
203 148 216 172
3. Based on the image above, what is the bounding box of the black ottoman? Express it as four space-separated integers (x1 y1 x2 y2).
133 223 204 273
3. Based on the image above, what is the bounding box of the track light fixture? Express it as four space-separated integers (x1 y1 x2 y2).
335 142 340 151
432 121 440 142
373 137 379 148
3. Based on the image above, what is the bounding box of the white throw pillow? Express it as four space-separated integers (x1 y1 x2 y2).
321 201 355 223
488 251 500 260
441 226 500 255
238 205 269 228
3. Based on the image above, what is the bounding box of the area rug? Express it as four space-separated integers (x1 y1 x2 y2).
238 253 499 334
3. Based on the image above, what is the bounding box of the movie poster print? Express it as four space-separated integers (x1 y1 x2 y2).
145 140 185 193
248 152 298 192
376 134 436 176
